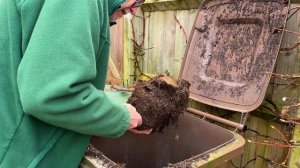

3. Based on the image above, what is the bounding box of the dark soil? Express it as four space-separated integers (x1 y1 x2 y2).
127 75 190 132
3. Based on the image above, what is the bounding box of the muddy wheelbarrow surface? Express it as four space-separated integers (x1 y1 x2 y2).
89 113 244 168
181 0 289 112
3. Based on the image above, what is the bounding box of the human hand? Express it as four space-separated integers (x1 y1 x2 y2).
124 103 152 135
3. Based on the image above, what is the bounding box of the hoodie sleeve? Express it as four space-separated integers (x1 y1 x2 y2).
17 0 130 138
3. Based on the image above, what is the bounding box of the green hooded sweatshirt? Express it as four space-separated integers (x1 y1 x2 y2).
0 0 128 167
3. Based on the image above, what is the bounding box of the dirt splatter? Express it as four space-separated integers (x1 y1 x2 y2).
84 145 126 168
167 154 210 168
182 0 288 107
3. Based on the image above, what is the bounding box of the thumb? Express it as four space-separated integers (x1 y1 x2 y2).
124 104 142 129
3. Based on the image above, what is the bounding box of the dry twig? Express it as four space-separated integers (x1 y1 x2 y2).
267 72 300 87
272 28 300 51
173 14 188 44
247 126 296 166
109 82 134 92
130 9 153 81
288 6 300 20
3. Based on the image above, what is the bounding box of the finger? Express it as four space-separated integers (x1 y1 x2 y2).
129 129 151 135
137 115 142 126
129 129 152 135
128 119 139 129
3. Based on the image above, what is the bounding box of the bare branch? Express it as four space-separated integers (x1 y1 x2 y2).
173 14 188 44
109 82 134 92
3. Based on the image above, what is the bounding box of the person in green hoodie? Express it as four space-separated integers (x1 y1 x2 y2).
0 0 150 167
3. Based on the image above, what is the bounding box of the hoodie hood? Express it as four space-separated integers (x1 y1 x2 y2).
108 0 126 16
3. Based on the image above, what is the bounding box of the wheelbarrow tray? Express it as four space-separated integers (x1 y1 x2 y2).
88 113 244 168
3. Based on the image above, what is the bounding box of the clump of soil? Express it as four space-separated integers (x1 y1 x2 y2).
127 75 191 132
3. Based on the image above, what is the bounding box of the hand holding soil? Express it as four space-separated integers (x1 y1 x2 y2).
127 75 191 132
125 103 152 135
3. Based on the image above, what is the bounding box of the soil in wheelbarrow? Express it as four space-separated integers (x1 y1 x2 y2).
127 75 191 132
